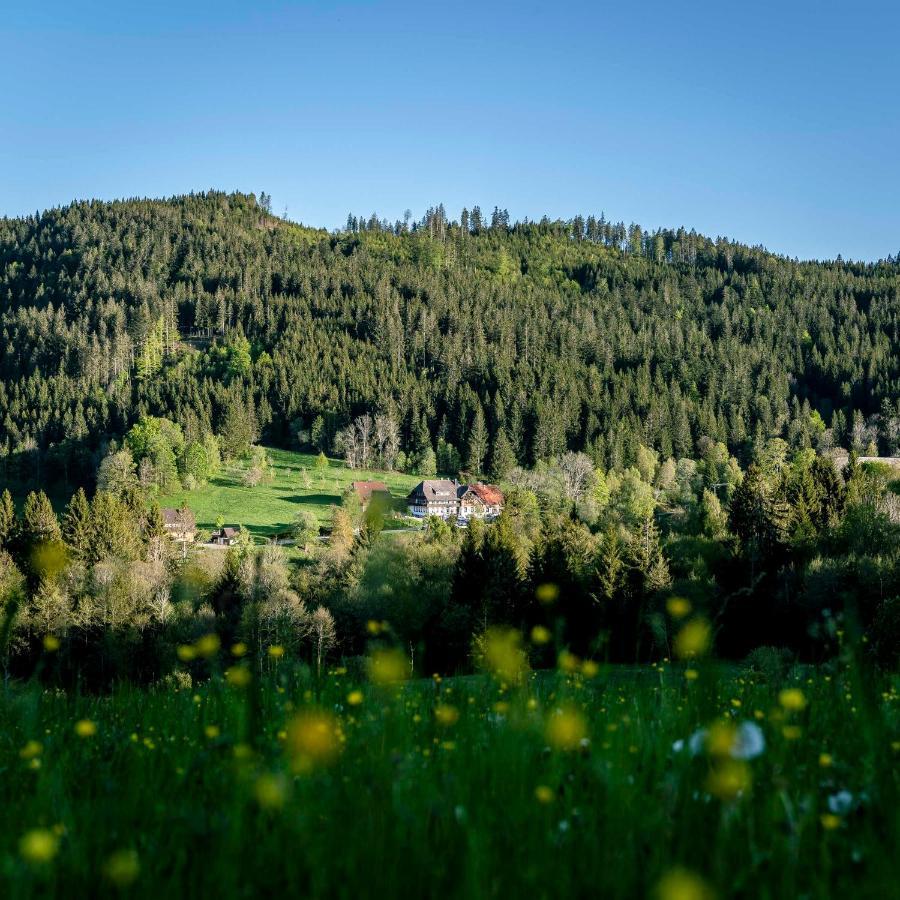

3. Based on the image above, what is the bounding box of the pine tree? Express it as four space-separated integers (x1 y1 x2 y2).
0 488 15 549
62 488 92 559
22 491 61 545
467 405 488 474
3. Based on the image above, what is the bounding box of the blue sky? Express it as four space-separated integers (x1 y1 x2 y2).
2 0 898 260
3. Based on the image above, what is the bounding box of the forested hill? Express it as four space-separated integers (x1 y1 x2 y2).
0 190 898 486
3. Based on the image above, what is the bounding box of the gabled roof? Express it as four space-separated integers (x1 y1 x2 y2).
351 481 389 502
408 479 458 502
161 507 180 525
467 483 504 505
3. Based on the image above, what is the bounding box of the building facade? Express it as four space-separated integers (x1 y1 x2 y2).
407 480 504 521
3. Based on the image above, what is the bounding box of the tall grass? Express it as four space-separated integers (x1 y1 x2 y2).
1 653 897 899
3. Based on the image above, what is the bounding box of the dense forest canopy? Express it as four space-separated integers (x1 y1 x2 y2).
0 190 898 488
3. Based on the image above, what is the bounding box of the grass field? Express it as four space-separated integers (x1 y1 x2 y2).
158 448 421 540
2 650 897 899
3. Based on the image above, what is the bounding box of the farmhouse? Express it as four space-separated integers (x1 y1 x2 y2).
161 506 195 543
457 483 504 521
210 526 239 546
350 480 391 506
407 480 504 521
406 479 460 519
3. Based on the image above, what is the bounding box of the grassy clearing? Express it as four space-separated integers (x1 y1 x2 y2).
158 447 421 540
1 657 897 899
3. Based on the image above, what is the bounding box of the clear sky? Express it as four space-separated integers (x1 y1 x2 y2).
2 0 898 261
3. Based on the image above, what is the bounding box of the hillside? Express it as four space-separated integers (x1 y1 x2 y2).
0 191 898 489
156 447 419 539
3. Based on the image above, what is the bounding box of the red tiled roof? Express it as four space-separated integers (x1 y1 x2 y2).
352 481 389 502
468 483 504 505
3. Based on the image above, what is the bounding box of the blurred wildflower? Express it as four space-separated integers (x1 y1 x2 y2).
177 644 196 662
582 659 599 678
435 704 460 726
707 759 751 800
535 582 559 605
666 597 692 620
346 690 364 706
230 642 248 657
43 634 60 652
782 725 802 740
103 849 140 887
478 627 528 683
656 867 715 900
204 725 220 739
820 813 842 830
534 785 554 804
20 740 43 760
546 706 588 751
530 625 552 645
74 719 97 738
19 829 59 864
558 650 580 674
819 753 833 768
286 709 341 771
827 790 854 815
254 773 287 810
674 619 711 660
367 647 409 685
778 688 807 712
267 645 285 659
225 665 252 688
684 668 699 681
195 633 220 658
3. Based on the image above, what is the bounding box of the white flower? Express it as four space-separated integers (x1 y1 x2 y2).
828 791 854 815
731 722 766 760
688 728 707 756
672 739 685 753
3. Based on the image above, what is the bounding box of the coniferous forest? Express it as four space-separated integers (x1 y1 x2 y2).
1 190 898 486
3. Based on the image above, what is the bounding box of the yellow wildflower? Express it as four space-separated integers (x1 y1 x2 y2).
655 867 715 900
74 719 96 738
43 634 60 652
435 704 459 727
194 633 220 658
530 625 552 645
231 642 248 657
546 706 588 751
535 582 559 605
367 647 409 685
19 829 59 864
534 785 554 804
666 597 693 620
778 688 807 712
707 759 751 800
225 665 252 688
286 710 341 771
674 619 711 659
267 645 285 659
20 740 43 760
103 849 140 887
346 690 364 706
254 773 287 810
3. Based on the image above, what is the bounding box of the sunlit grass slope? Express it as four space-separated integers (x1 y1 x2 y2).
158 448 420 539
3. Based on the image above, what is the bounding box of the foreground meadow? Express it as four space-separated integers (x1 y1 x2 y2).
1 647 897 899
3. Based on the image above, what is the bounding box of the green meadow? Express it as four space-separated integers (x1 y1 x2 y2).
1 652 897 899
158 448 421 540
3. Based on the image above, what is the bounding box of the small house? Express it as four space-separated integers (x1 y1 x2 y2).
210 526 239 546
161 506 196 543
350 481 391 507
